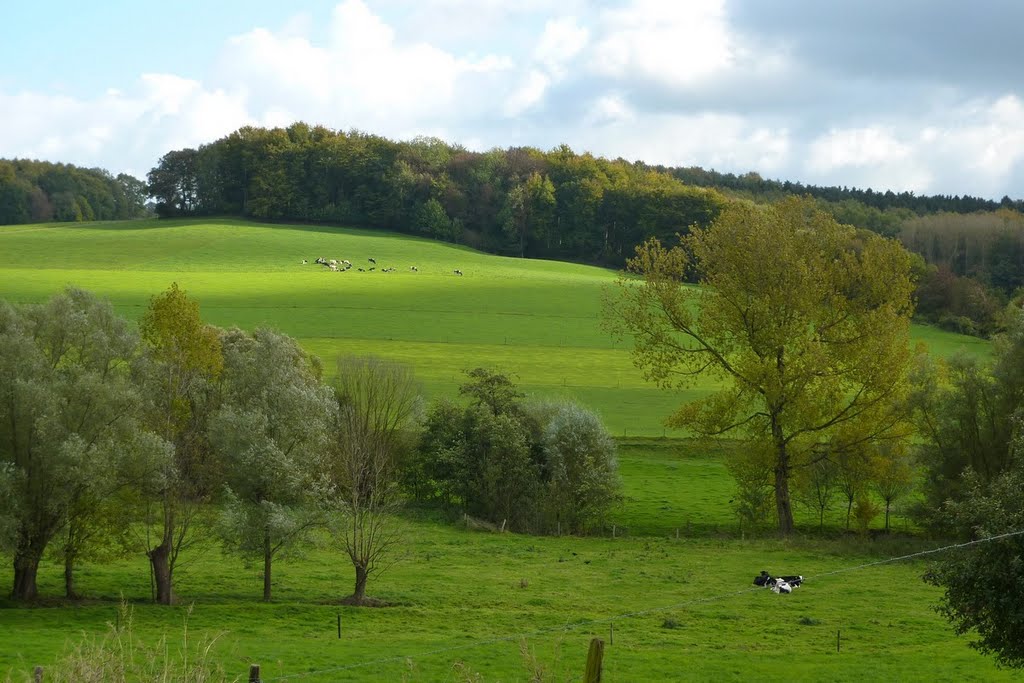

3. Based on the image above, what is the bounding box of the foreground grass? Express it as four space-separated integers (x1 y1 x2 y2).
0 219 989 436
0 439 1007 681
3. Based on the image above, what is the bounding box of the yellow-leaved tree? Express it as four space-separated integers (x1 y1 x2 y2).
605 196 916 535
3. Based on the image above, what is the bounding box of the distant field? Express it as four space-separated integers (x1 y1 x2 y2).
0 218 989 435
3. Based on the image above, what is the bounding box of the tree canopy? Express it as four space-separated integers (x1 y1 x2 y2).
0 159 148 225
605 196 917 534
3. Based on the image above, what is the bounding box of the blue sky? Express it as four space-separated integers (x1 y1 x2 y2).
4 0 1024 199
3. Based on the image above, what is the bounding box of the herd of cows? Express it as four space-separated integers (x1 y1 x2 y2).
302 257 463 276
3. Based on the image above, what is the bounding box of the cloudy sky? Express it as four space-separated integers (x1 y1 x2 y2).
3 0 1023 199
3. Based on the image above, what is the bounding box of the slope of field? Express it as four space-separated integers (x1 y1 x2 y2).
0 220 1006 679
0 218 990 435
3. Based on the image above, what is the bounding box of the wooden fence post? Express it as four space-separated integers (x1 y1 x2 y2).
584 638 604 683
337 613 342 639
248 663 261 682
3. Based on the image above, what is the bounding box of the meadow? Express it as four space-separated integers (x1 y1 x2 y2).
0 219 1004 680
0 219 988 437
0 440 1012 682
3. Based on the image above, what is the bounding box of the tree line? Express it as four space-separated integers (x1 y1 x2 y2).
0 286 620 605
144 123 1024 337
0 159 149 225
146 123 726 265
665 165 1018 218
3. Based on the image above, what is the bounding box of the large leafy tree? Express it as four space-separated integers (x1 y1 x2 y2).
535 402 621 534
925 458 1024 668
136 283 223 604
605 196 916 534
210 327 334 601
911 306 1024 532
0 288 142 600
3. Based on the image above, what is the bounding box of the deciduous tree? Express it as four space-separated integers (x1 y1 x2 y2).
136 283 223 604
327 356 420 605
926 460 1024 668
0 288 142 600
605 196 916 534
210 328 334 601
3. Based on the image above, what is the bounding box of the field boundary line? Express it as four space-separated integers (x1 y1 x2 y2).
264 529 1024 681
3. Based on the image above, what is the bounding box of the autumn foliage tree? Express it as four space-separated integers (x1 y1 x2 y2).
137 283 223 604
605 196 917 534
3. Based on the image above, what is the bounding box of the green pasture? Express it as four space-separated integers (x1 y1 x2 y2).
0 440 1008 681
0 218 988 436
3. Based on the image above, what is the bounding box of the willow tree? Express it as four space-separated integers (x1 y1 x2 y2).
605 197 916 534
0 288 142 600
211 327 334 601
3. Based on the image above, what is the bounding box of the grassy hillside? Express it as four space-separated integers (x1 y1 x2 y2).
0 220 1006 679
0 218 989 436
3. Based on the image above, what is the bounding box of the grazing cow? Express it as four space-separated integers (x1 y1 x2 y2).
329 259 338 266
368 257 376 264
410 266 418 272
368 267 375 271
454 269 463 276
358 268 365 272
301 259 308 264
329 263 338 271
342 259 351 266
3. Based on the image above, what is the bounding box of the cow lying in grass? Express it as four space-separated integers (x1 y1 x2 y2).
754 571 803 594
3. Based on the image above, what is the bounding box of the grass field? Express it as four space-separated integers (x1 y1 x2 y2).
0 218 990 437
0 219 1005 680
0 440 1011 681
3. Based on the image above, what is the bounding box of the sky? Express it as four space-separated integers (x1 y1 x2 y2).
3 0 1024 199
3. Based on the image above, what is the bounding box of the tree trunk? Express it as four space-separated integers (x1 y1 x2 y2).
11 552 41 601
884 500 891 532
845 496 854 530
149 540 173 605
352 564 369 604
772 423 795 535
262 529 272 602
774 462 795 535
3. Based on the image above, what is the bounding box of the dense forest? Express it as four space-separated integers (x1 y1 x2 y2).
0 159 149 225
145 123 724 266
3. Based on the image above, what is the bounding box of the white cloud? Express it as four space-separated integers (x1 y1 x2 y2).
589 0 736 89
575 109 791 175
3 0 1024 201
796 97 1024 196
808 127 911 172
213 0 514 132
534 17 589 77
504 70 549 117
584 93 635 126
